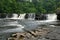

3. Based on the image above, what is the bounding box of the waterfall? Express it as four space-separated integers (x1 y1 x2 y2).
6 14 26 19
47 14 57 20
11 14 18 19
28 13 35 20
6 14 18 19
18 14 26 19
5 13 57 21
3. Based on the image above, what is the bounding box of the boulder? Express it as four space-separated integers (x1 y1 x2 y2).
57 14 60 20
35 14 47 20
7 14 13 18
25 14 28 19
56 8 60 20
0 13 6 18
12 34 17 38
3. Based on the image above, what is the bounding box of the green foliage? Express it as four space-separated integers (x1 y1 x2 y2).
56 8 60 14
0 0 60 13
22 2 36 13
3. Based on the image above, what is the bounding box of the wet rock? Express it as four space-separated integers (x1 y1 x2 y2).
51 39 58 40
8 27 50 40
25 33 32 39
35 14 47 20
7 14 13 18
0 13 6 18
45 27 60 40
38 38 49 40
8 37 15 40
56 9 60 20
57 14 60 20
16 33 29 40
45 37 50 39
25 14 28 19
12 34 17 38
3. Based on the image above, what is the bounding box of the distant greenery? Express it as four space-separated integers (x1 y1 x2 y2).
0 0 60 14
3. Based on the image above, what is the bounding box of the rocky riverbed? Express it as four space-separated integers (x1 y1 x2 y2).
8 25 60 40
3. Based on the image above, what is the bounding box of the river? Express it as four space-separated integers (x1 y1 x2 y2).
0 14 60 40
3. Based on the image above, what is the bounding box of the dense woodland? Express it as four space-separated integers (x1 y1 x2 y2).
0 0 60 14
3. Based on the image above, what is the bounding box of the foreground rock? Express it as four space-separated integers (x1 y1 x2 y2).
8 27 50 40
8 26 60 40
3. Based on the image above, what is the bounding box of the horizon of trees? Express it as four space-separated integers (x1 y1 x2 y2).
0 0 60 14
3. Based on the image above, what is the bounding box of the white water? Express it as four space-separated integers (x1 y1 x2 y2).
28 13 35 20
6 14 18 19
2 24 24 33
0 13 58 40
0 13 57 33
47 14 57 20
0 20 25 33
44 14 57 22
18 14 26 19
6 14 26 19
11 14 18 19
6 13 57 21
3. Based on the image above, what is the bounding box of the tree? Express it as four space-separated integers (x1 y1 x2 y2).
22 2 37 13
0 0 59 14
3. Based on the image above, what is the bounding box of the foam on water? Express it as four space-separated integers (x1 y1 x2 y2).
0 20 25 33
2 24 24 33
47 14 57 20
18 14 26 19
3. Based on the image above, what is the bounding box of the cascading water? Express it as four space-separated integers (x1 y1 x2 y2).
36 14 57 23
0 13 58 40
10 14 18 19
44 14 57 22
6 14 26 19
47 14 57 20
18 14 26 19
0 13 57 21
28 13 35 20
6 14 18 19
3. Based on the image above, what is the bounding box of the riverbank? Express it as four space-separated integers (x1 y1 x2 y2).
8 26 56 40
